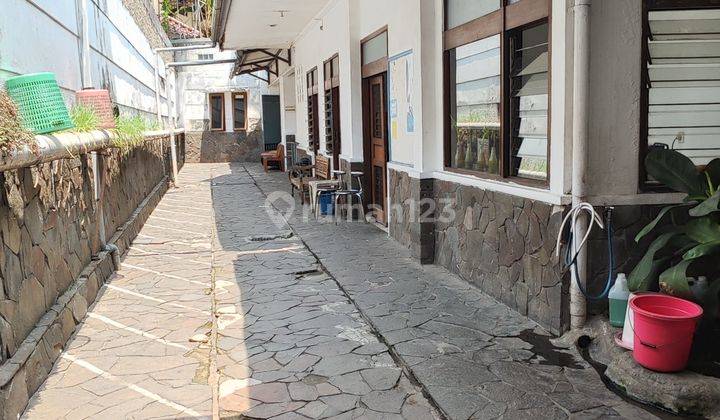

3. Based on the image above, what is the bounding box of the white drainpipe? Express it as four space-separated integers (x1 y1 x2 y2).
79 0 92 89
155 54 163 126
78 0 111 252
165 68 180 187
571 0 592 329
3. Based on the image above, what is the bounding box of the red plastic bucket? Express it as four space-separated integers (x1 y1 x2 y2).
630 294 703 372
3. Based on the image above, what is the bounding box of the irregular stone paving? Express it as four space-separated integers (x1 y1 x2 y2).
242 163 667 420
23 164 437 419
23 162 668 420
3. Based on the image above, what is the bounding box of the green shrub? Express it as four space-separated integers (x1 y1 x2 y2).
69 105 100 132
630 149 720 313
113 115 148 150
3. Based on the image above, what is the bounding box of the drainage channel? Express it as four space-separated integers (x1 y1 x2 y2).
245 231 294 242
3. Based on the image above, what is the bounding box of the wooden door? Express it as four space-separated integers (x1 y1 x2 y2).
367 74 387 224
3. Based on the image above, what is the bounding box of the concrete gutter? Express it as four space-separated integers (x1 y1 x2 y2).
0 129 182 173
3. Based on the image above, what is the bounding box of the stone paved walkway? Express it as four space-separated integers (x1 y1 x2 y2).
23 163 664 419
23 164 436 420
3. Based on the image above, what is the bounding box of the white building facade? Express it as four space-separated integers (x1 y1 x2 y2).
216 0 719 333
173 45 279 162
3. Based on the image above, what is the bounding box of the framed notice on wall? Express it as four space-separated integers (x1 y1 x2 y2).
388 49 415 166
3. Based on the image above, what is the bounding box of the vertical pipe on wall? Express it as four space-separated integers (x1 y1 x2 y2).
571 0 592 329
79 0 109 255
155 54 163 126
166 67 180 186
79 0 92 89
92 151 107 247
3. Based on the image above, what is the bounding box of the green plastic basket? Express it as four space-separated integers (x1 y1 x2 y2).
5 72 74 134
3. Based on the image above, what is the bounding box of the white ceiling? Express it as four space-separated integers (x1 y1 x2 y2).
222 0 330 50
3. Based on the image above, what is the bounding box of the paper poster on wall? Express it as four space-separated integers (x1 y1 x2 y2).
388 49 415 166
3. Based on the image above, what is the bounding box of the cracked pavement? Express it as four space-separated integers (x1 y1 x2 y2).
23 163 663 419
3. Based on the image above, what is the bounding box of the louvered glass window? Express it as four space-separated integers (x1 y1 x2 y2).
646 8 720 167
509 22 549 181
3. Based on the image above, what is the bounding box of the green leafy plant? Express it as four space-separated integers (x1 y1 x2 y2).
69 105 100 132
161 0 171 32
629 149 720 310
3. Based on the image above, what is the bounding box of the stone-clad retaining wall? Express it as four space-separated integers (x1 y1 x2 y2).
185 123 263 163
388 169 569 334
0 135 183 419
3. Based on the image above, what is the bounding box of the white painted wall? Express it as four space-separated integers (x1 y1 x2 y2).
278 72 297 143
286 0 569 202
291 0 353 166
174 47 274 133
280 0 699 206
0 0 172 120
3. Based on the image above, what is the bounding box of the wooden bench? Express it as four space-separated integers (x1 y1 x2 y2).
289 154 330 204
261 144 285 172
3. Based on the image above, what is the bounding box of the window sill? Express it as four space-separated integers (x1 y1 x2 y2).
432 168 568 205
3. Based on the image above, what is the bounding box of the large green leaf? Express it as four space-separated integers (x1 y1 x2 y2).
685 217 720 244
635 204 689 242
704 158 720 192
682 241 720 260
645 149 705 196
658 260 693 298
628 232 676 291
689 189 720 217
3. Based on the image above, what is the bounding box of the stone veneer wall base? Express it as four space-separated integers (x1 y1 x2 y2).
388 168 570 334
0 175 170 419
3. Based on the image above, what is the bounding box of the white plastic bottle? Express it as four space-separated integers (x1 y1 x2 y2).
608 273 630 327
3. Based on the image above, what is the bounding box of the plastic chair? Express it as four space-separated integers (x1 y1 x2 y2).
334 171 364 224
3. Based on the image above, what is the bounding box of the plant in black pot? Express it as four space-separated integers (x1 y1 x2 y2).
629 149 720 316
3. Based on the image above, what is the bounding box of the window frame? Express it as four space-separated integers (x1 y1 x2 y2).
324 54 341 158
324 54 340 90
639 0 720 190
307 67 320 154
361 27 389 78
443 0 551 188
208 92 225 132
232 91 248 132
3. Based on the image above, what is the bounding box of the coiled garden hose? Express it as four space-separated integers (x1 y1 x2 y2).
556 203 616 300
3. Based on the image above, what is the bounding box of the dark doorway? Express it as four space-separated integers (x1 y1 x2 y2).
262 95 281 150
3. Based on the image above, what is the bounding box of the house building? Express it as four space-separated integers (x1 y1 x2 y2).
213 0 720 334
172 44 279 162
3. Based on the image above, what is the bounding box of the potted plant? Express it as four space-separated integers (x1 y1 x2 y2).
629 149 720 316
